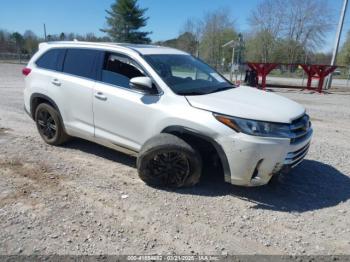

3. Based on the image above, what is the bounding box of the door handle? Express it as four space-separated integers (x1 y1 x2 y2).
51 78 61 86
94 92 107 101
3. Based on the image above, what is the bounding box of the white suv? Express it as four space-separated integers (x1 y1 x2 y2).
23 41 312 187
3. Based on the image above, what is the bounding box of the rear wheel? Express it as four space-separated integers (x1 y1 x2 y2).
35 103 69 145
137 134 202 188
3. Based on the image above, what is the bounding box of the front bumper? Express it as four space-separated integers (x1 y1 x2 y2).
217 129 313 186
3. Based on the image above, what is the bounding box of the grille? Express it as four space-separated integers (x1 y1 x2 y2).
290 114 312 144
284 142 310 168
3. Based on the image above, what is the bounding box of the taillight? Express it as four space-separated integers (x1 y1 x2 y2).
22 67 31 76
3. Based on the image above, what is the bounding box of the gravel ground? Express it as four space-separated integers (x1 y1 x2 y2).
0 63 349 255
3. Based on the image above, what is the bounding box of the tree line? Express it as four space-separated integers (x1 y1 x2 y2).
0 0 348 67
159 0 338 68
0 30 111 56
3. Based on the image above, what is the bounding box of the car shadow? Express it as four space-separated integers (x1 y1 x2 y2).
62 139 350 213
65 138 136 168
173 159 350 213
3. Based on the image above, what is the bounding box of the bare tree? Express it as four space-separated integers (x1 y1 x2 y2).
282 0 333 63
247 0 285 62
180 18 202 56
248 0 334 63
249 0 284 38
200 8 237 69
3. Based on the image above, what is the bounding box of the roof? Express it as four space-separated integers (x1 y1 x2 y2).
41 41 188 55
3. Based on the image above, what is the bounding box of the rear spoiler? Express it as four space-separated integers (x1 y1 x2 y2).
38 42 49 49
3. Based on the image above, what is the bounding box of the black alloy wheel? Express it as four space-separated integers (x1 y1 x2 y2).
137 134 202 188
37 108 57 140
35 103 70 145
149 151 191 187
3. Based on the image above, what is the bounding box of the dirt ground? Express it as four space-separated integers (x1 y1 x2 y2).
0 63 349 255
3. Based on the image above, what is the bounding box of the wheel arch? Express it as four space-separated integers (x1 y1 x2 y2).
161 125 231 182
30 93 61 120
29 93 67 133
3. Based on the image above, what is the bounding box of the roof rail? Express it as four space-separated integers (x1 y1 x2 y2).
42 41 140 54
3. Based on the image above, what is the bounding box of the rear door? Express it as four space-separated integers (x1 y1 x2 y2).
51 48 99 138
33 48 66 99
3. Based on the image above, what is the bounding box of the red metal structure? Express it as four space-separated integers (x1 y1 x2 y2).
299 64 337 93
246 63 338 93
246 62 278 90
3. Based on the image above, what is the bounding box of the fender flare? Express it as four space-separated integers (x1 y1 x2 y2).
29 93 61 119
29 93 67 133
161 125 231 182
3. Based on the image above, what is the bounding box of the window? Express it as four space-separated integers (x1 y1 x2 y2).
101 53 145 89
63 48 99 79
36 49 66 71
144 54 233 95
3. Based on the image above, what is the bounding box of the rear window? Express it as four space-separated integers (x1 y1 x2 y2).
63 48 99 79
36 49 66 71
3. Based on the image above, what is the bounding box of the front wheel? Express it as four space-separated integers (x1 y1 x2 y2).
137 134 202 188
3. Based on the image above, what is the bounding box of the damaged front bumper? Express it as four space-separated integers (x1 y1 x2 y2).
217 129 313 186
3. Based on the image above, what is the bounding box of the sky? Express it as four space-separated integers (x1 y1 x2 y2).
0 0 349 52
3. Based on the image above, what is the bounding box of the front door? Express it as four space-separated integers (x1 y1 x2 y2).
93 52 161 151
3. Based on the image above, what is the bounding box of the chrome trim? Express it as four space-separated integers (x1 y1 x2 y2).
286 143 310 158
284 142 310 166
291 157 306 168
35 62 163 97
34 47 164 96
285 148 309 165
94 80 164 96
290 114 312 144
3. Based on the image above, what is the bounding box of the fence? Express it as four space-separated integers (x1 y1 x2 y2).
0 52 31 64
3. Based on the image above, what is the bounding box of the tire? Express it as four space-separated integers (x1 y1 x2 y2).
137 134 202 188
35 103 70 146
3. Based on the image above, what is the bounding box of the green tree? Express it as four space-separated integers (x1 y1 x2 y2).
23 30 39 55
245 30 276 62
338 31 350 66
10 32 24 52
101 0 151 43
309 52 332 65
59 32 66 40
0 30 9 52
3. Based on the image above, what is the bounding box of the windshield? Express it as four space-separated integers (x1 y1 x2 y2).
144 54 235 95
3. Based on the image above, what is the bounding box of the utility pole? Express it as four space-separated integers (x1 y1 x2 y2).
43 23 47 41
327 0 348 89
222 39 238 82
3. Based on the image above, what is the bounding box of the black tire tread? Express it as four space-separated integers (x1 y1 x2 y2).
35 103 70 146
137 133 202 188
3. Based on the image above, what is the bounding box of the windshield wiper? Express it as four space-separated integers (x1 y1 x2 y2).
206 85 234 94
177 85 235 96
177 91 207 96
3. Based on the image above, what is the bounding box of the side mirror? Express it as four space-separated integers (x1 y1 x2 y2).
130 76 153 90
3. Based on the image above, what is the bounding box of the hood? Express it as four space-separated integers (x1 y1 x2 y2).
186 86 305 123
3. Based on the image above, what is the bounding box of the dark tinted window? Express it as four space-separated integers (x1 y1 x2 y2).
101 53 145 88
63 49 98 79
36 49 66 71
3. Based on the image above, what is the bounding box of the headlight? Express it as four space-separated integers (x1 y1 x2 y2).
214 113 291 138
